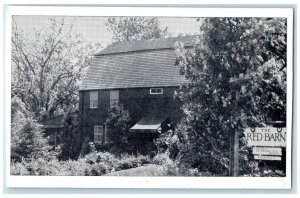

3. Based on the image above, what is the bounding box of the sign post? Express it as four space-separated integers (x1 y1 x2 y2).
234 130 239 176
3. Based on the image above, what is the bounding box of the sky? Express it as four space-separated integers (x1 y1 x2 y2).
13 15 200 49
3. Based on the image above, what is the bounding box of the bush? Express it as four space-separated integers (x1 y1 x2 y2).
151 152 171 165
136 155 150 165
59 159 87 176
83 151 118 166
105 104 131 144
59 110 81 161
84 162 111 176
10 161 30 175
151 152 216 176
115 154 150 171
11 96 51 163
11 158 61 176
11 150 151 176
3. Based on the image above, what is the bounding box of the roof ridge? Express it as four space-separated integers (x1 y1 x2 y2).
95 35 198 56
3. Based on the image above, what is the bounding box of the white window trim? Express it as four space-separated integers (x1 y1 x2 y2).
150 88 163 95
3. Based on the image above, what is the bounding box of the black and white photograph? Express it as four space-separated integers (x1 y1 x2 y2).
4 5 294 189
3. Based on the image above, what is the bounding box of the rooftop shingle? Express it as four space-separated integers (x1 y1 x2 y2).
95 35 196 55
80 35 197 90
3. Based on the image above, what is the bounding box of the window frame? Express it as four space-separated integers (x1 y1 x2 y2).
94 125 104 144
150 88 163 95
90 91 98 109
104 125 112 144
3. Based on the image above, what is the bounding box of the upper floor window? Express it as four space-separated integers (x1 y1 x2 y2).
150 88 163 95
110 90 119 107
90 91 98 109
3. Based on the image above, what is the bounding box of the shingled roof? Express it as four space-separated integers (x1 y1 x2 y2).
79 35 197 90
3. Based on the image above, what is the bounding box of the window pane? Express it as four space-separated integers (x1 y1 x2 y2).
150 88 163 94
90 91 98 108
110 90 119 100
94 125 103 143
90 91 98 100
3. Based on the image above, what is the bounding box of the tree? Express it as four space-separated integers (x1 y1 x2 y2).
58 108 81 161
11 96 51 163
12 17 100 119
105 104 131 144
173 18 286 175
106 17 169 42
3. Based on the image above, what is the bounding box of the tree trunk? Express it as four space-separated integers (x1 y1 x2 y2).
228 131 234 176
229 129 239 177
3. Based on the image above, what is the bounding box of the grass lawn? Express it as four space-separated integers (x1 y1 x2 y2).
104 164 164 176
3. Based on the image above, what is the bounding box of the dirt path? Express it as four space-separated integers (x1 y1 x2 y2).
104 164 164 176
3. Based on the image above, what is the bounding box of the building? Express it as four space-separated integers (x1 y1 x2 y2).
79 35 196 152
40 115 64 147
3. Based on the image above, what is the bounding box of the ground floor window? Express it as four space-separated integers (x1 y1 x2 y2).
94 125 104 144
94 125 112 144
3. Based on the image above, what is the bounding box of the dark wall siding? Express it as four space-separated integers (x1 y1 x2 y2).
80 90 110 141
79 87 182 142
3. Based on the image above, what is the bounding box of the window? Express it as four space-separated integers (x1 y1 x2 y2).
94 125 112 144
150 88 163 94
90 91 98 109
94 125 104 144
104 126 112 143
110 90 119 107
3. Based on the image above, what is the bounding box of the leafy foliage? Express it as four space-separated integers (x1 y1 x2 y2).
106 17 169 41
173 17 286 175
105 104 131 144
58 109 81 161
12 17 100 119
11 96 52 163
11 151 150 176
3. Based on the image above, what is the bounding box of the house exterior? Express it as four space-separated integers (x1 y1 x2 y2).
79 35 196 149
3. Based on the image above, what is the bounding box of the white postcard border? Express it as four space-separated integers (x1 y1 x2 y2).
4 6 293 189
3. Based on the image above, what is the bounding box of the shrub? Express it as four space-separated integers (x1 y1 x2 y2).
84 162 111 176
11 150 151 176
136 155 150 165
105 104 131 144
115 154 139 170
154 132 180 159
114 154 150 171
59 110 81 161
151 152 171 165
150 152 180 176
11 158 61 176
80 137 94 156
59 159 87 176
160 158 180 176
11 97 54 163
10 161 30 175
83 151 118 166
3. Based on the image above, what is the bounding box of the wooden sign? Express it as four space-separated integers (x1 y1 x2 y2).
254 155 281 161
244 127 286 147
252 147 282 156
